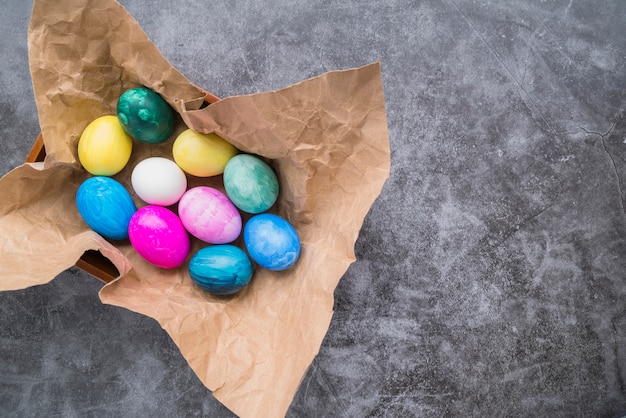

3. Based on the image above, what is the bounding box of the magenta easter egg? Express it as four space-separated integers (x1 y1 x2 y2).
128 205 190 268
178 186 242 244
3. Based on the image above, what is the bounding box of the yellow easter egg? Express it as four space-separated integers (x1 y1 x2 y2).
78 115 133 176
172 129 238 177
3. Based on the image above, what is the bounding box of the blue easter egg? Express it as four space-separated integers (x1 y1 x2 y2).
188 245 254 295
76 176 136 240
243 213 300 271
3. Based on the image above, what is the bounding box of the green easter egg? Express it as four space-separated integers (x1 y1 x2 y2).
116 87 175 144
223 154 279 214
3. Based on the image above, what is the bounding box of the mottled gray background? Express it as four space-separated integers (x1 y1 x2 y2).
1 0 626 416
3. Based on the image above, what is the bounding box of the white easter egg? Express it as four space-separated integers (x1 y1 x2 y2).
131 157 187 206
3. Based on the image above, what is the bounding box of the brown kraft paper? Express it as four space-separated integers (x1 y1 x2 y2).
0 0 390 416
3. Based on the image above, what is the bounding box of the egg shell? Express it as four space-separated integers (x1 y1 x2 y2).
243 213 300 271
116 87 175 144
131 157 187 206
178 186 242 244
172 129 238 177
76 176 136 240
223 154 279 214
77 115 133 176
188 245 254 295
128 206 190 269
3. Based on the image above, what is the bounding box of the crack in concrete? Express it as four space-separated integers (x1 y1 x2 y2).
448 0 559 138
576 121 626 401
496 200 559 247
579 123 624 216
562 0 574 18
310 360 350 417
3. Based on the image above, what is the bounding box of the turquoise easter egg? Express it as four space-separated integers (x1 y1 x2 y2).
244 213 300 271
223 154 279 214
116 87 175 144
76 176 136 240
188 245 254 295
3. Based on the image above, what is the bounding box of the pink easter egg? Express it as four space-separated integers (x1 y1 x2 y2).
128 205 190 269
178 186 242 244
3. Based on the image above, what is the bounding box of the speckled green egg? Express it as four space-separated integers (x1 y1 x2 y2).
223 154 279 214
116 87 175 144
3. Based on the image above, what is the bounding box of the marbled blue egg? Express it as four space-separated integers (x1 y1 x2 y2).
76 176 136 240
243 213 300 271
188 245 254 295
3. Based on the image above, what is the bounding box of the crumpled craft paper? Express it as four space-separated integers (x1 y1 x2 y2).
0 0 390 416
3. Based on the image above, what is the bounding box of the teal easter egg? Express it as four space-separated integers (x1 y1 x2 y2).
76 176 136 240
223 154 279 214
116 87 175 144
188 245 254 295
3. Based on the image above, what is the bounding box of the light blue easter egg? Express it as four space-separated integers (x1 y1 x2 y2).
243 213 300 271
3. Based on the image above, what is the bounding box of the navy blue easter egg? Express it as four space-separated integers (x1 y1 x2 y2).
243 213 300 271
76 176 136 240
188 245 254 295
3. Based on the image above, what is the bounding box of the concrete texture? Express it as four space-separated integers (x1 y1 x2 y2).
1 0 626 416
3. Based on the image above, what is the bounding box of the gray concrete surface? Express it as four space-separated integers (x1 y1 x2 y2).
2 0 626 416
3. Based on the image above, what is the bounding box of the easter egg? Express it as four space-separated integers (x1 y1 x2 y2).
77 115 133 176
178 186 242 244
172 129 238 177
223 154 279 214
128 206 190 269
188 245 254 295
76 176 136 240
131 157 187 206
244 213 300 271
116 87 175 144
